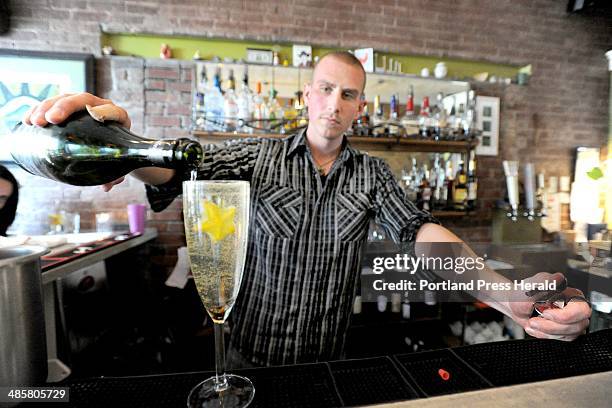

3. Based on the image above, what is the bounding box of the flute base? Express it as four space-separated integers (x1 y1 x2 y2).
187 374 255 408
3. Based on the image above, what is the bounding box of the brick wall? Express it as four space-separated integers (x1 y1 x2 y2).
2 1 611 272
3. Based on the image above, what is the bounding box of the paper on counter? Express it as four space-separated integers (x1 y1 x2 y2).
165 246 192 289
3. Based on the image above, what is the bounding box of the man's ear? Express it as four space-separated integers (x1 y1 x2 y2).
303 82 311 107
355 96 365 120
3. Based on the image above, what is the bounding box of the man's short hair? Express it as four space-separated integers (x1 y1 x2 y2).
314 51 367 93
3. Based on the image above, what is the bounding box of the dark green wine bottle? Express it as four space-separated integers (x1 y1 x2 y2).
10 110 203 186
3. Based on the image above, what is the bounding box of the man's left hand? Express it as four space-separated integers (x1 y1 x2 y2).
509 272 591 341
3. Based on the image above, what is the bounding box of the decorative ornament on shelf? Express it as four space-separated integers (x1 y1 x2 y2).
160 43 172 59
473 72 488 82
272 44 281 66
434 62 448 79
102 45 115 56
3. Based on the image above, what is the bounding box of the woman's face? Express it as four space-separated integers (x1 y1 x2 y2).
0 178 13 211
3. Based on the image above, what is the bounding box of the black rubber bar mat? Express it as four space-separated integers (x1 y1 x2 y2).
393 348 493 397
328 356 419 406
17 328 612 407
238 363 342 408
453 328 612 386
36 364 341 408
34 371 214 408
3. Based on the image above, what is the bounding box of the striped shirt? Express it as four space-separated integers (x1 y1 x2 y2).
146 129 439 366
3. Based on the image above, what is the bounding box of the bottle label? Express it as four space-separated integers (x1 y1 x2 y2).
454 188 468 202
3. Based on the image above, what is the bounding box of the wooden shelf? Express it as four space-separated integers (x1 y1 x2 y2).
432 210 471 218
192 131 477 153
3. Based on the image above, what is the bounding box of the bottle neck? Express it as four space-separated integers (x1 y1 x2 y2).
145 138 203 168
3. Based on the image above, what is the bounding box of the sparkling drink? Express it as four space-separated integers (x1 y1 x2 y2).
182 180 254 407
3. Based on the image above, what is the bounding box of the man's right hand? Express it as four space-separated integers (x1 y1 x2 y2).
23 92 131 128
23 92 132 191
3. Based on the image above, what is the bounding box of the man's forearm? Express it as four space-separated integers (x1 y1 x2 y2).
415 223 513 317
130 168 176 186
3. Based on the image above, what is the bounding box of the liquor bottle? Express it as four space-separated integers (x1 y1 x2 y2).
455 103 465 137
297 104 308 128
418 171 432 211
405 157 419 203
401 292 411 319
192 67 207 130
433 155 447 210
357 103 370 136
10 110 203 186
432 92 448 140
267 89 283 132
447 98 457 140
453 162 468 210
223 70 238 132
236 71 253 134
444 161 455 209
400 86 419 138
372 95 386 137
535 173 547 217
252 81 266 131
193 91 205 130
282 98 298 133
467 150 478 210
428 154 440 204
462 90 476 140
204 69 225 131
387 94 400 137
418 96 431 138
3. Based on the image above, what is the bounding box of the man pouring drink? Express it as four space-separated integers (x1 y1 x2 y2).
21 52 591 369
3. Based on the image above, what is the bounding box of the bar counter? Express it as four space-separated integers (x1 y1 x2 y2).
20 328 611 407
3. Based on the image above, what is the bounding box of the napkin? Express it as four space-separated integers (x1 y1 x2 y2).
165 246 192 289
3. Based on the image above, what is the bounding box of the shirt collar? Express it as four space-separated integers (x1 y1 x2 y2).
285 127 360 165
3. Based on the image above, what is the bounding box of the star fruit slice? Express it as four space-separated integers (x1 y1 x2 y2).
197 200 236 242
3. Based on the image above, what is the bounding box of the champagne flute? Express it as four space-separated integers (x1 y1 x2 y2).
183 180 254 407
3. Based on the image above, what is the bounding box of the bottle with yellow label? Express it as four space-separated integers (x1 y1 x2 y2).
453 162 468 210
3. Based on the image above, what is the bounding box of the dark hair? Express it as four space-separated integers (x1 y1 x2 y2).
315 51 367 93
0 165 19 236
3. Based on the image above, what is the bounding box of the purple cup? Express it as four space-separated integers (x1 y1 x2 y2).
127 203 147 234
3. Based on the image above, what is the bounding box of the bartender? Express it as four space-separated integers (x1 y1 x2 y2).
23 52 591 368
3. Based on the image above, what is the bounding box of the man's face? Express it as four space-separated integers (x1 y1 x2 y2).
303 57 365 142
0 178 12 211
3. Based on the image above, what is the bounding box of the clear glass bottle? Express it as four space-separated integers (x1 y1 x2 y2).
236 71 253 134
267 89 283 132
252 81 266 132
433 92 448 140
192 67 207 130
204 69 225 132
223 69 238 132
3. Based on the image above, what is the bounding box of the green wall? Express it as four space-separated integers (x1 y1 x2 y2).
102 33 522 80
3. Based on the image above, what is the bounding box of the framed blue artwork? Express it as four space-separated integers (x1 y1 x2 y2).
0 49 94 161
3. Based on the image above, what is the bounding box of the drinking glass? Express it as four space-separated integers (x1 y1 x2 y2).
183 180 254 407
